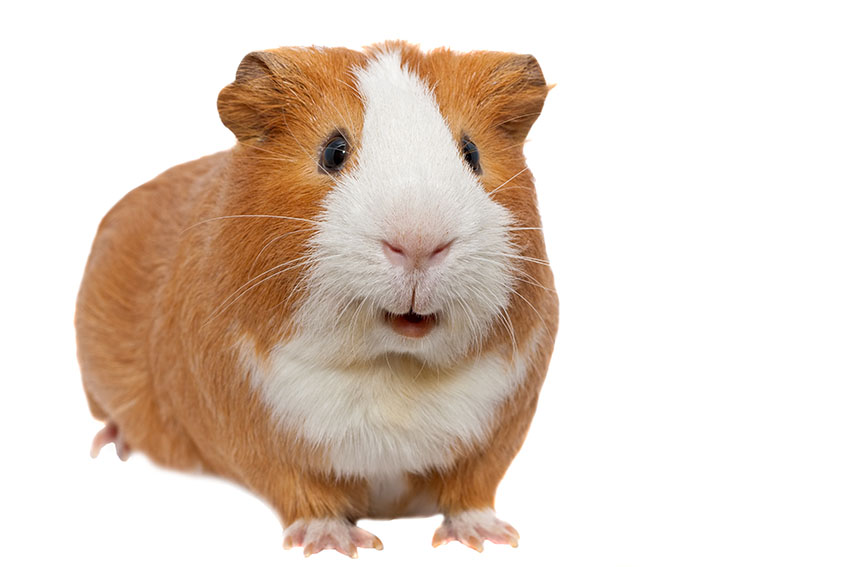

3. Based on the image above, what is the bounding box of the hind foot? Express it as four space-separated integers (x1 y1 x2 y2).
90 420 131 460
283 517 383 558
432 508 519 552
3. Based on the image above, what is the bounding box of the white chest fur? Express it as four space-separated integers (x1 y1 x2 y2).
240 335 537 478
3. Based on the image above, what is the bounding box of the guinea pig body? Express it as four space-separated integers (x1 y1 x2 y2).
76 42 557 556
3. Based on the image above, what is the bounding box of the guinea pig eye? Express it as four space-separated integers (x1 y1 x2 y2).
319 135 349 173
461 137 481 174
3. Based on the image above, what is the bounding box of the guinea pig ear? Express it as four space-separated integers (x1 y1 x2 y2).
482 54 550 142
217 50 288 142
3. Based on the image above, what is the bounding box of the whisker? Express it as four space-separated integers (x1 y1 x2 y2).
492 111 542 130
468 254 552 290
335 76 367 104
229 255 314 306
384 350 395 380
463 282 519 363
281 116 331 175
230 154 299 164
496 306 519 364
182 214 319 234
455 302 478 358
453 296 480 347
507 287 555 343
480 251 550 267
268 271 314 316
236 140 292 159
337 293 363 323
488 167 529 196
204 257 322 325
512 273 557 294
323 94 360 145
354 299 367 334
503 261 556 294
489 184 533 197
248 227 317 275
412 356 429 382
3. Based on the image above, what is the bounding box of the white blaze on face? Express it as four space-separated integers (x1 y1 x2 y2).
298 50 517 366
244 52 537 479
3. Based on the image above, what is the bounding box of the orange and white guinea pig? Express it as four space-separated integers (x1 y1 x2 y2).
76 41 558 557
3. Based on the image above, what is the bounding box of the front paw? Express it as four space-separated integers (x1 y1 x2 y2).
283 517 383 558
432 508 519 552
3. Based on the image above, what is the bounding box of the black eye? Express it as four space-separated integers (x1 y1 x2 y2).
462 137 481 174
320 135 349 173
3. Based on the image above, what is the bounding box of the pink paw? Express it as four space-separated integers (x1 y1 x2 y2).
432 508 519 552
283 517 383 558
90 420 131 461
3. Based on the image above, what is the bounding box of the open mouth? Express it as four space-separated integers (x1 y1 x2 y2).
384 310 438 338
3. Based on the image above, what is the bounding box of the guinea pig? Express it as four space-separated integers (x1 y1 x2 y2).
76 40 557 557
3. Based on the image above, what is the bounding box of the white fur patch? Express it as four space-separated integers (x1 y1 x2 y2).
241 326 542 479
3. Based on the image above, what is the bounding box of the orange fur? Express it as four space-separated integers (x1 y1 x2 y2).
76 41 557 543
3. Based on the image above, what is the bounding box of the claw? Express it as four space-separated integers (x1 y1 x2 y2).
303 542 317 558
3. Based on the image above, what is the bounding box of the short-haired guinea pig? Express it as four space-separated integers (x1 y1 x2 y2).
76 41 558 557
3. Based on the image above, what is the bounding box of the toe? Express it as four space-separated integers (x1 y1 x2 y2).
90 421 118 458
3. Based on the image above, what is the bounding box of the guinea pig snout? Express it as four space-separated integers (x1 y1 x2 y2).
381 238 453 271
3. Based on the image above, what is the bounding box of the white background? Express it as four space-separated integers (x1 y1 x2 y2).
2 1 848 566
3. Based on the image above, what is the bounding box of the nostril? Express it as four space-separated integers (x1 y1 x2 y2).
382 240 408 267
383 241 405 256
430 240 453 258
428 240 453 265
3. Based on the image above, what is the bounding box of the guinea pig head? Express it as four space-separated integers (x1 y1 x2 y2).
217 44 549 367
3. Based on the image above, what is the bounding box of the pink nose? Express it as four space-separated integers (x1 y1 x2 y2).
382 239 453 270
